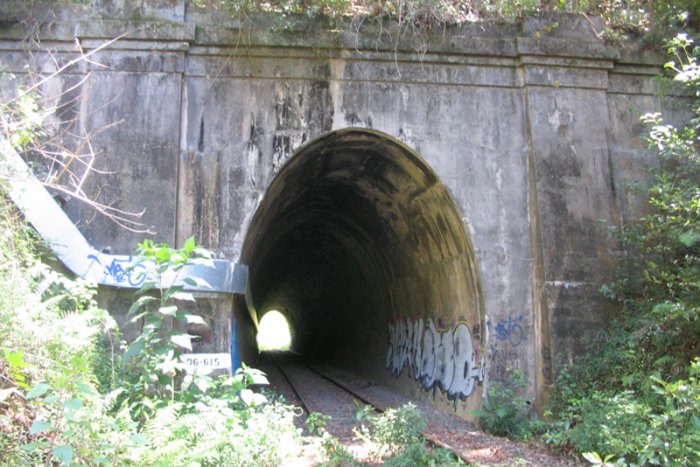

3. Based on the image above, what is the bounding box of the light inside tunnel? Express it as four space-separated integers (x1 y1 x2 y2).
240 128 484 411
257 310 292 351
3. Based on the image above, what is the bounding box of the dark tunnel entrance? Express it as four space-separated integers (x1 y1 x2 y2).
240 129 485 416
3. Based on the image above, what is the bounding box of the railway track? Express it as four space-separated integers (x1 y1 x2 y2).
266 353 378 439
259 352 471 463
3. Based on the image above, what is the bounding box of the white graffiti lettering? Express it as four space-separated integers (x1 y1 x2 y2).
386 319 485 402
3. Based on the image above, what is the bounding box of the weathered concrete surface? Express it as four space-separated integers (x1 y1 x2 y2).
0 2 669 419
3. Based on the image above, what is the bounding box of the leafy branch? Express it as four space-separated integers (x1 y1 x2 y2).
121 238 213 423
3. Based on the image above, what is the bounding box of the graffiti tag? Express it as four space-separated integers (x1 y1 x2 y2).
386 318 485 403
87 254 147 287
488 343 520 381
488 315 525 347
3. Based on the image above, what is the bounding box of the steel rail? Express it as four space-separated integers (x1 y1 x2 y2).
268 353 311 417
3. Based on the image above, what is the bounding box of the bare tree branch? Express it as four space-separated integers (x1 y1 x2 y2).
0 30 155 234
9 33 129 102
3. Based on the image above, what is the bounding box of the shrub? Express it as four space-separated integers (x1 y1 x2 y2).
307 411 330 436
132 395 302 466
116 239 304 465
0 197 133 466
547 361 700 465
354 402 464 465
546 33 700 465
320 432 358 466
0 208 303 465
118 237 216 423
383 441 464 467
367 402 426 455
191 0 699 37
473 368 543 441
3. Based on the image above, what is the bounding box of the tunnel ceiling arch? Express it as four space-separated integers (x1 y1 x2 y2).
241 128 485 408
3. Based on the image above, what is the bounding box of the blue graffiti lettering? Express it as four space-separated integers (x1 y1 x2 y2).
86 254 146 286
488 315 525 347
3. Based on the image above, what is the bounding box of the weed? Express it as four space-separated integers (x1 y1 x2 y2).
473 368 542 441
118 237 214 423
320 432 359 466
188 0 700 38
307 411 331 436
383 441 465 466
367 402 426 455
352 400 374 436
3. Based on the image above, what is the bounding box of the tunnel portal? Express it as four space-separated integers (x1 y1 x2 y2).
241 128 486 414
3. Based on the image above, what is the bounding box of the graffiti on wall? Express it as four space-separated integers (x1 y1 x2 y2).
490 315 525 347
86 254 147 286
386 318 485 403
487 315 526 380
488 343 520 381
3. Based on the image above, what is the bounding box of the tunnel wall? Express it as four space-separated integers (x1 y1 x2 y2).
0 0 670 416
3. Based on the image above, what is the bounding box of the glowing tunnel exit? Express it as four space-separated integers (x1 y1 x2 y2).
257 310 292 351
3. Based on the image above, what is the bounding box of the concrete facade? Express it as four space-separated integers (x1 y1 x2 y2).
0 1 666 418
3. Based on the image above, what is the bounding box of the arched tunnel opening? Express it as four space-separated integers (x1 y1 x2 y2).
240 128 485 415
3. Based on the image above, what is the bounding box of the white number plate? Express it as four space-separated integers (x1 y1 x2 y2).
182 353 231 375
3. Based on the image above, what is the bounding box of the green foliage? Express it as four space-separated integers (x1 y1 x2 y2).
308 402 464 466
0 197 132 466
582 451 626 466
646 1 700 34
546 34 700 465
482 0 541 22
0 204 303 465
2 90 45 151
605 33 700 376
113 239 305 464
7 0 700 44
347 402 464 465
204 0 351 30
119 237 214 423
320 432 359 466
643 360 700 465
383 441 465 467
473 368 543 441
132 387 301 466
546 390 650 458
547 361 700 465
20 381 137 466
189 0 699 36
0 195 39 268
366 402 426 455
307 409 360 466
353 399 374 431
307 411 330 436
